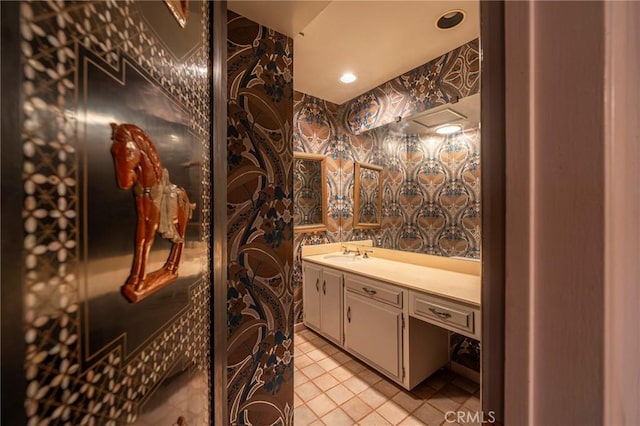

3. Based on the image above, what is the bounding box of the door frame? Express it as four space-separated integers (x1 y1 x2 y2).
480 0 506 422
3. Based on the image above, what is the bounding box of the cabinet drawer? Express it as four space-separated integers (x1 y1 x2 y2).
345 274 403 308
410 292 477 337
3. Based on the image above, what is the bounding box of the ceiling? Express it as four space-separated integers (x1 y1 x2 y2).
228 1 480 105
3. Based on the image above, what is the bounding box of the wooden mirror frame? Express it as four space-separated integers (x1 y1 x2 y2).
353 162 383 229
293 152 328 233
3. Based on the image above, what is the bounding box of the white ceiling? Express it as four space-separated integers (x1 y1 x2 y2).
229 1 479 105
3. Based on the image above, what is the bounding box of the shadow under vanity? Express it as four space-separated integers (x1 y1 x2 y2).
299 241 480 390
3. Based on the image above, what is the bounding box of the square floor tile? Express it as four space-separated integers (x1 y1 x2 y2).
317 356 340 372
330 366 355 382
463 393 481 412
341 395 374 422
376 400 410 424
295 404 319 425
392 390 424 413
398 414 429 425
410 381 437 400
297 341 317 354
426 393 461 415
343 375 369 395
331 351 353 365
374 379 402 398
294 371 309 387
307 393 337 418
413 401 447 426
296 354 315 369
314 373 340 392
359 411 392 425
358 387 388 409
307 348 329 362
296 381 322 402
325 383 355 405
343 359 367 374
321 407 355 425
302 363 325 380
358 368 383 386
438 383 471 405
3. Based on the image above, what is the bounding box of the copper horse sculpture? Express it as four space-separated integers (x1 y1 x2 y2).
110 123 195 303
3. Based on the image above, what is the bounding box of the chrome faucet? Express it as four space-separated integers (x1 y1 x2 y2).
342 246 361 256
363 249 373 259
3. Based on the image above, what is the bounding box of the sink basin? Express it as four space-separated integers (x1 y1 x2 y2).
323 254 363 262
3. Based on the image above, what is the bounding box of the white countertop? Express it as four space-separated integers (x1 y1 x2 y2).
302 252 481 307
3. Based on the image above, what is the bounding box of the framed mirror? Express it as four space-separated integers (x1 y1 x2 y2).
293 152 328 233
354 162 383 229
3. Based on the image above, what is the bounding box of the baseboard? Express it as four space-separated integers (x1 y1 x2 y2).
294 322 307 333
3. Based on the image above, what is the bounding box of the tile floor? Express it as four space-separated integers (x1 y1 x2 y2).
294 327 480 426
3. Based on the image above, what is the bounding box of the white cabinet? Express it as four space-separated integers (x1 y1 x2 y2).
302 262 343 345
345 290 403 381
343 273 449 389
301 260 465 390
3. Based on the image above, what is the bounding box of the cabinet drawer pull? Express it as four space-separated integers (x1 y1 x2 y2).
347 306 351 323
323 280 326 294
429 307 452 319
362 287 377 296
315 278 319 292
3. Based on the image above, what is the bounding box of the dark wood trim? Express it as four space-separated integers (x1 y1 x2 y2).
211 1 228 424
480 1 506 422
1 2 28 425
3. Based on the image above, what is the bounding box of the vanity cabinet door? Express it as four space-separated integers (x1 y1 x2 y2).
303 263 322 331
321 267 343 344
345 291 403 381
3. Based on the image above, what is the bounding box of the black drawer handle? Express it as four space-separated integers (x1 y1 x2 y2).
362 287 377 296
429 307 452 319
323 280 326 294
347 306 351 323
315 278 319 292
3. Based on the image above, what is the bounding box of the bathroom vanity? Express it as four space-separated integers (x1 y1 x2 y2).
300 242 480 390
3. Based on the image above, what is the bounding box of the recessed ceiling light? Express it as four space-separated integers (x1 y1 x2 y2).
340 72 357 84
436 10 465 30
435 124 462 135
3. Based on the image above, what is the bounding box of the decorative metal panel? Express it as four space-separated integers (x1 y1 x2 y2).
19 1 211 424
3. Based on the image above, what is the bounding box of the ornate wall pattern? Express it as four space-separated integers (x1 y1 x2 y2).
226 11 294 425
292 40 481 370
345 39 480 135
18 1 211 424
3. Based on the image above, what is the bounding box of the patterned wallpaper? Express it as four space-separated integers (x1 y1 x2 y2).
14 1 211 424
227 11 294 425
292 40 481 371
345 39 480 135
